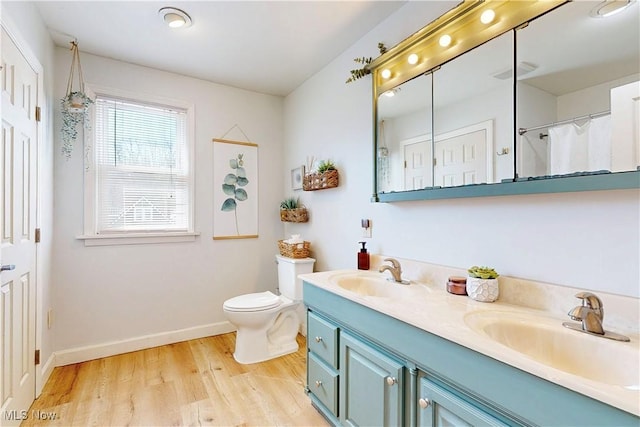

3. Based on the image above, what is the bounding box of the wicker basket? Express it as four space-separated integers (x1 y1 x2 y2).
278 240 311 258
280 207 308 223
303 169 339 191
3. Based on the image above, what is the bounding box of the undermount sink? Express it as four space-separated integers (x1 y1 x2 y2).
329 272 430 299
464 311 640 389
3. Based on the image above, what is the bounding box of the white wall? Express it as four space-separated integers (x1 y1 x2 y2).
1 1 56 389
51 50 285 352
284 2 640 298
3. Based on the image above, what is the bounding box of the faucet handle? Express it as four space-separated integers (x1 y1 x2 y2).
575 292 602 308
574 292 603 319
383 258 401 269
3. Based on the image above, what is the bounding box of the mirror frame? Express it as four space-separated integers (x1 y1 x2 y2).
367 0 640 202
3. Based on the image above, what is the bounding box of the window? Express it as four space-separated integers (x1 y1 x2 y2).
81 88 195 245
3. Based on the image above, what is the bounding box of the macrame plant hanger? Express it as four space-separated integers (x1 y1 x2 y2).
61 41 93 158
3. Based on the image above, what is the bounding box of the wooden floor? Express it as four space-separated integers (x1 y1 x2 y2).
24 333 330 426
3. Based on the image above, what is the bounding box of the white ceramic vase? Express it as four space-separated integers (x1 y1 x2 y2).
466 277 499 302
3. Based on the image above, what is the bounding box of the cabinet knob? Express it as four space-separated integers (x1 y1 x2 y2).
314 336 323 343
419 398 431 409
315 380 322 388
386 376 397 386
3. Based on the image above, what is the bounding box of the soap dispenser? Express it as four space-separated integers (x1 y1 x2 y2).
358 241 370 270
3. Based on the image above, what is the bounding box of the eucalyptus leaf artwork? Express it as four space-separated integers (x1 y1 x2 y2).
221 153 250 235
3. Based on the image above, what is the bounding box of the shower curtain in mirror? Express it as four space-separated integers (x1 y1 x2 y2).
547 115 612 175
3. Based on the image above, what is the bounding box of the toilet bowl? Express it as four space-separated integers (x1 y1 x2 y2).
223 255 315 364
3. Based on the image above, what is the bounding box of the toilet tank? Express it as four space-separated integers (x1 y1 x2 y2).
276 254 315 300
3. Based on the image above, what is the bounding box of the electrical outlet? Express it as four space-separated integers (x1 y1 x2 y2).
361 218 372 238
47 309 53 329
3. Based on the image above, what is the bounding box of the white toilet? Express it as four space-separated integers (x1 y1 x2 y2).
223 254 315 364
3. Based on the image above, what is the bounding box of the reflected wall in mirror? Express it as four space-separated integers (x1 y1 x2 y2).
377 32 514 193
517 1 639 179
433 31 513 188
377 74 433 193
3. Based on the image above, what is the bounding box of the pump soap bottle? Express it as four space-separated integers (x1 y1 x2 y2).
358 242 370 270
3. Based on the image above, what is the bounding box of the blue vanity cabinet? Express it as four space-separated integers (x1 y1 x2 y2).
417 374 509 427
303 282 639 427
307 311 340 423
340 331 405 426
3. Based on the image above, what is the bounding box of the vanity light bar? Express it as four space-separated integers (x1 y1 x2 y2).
367 0 567 95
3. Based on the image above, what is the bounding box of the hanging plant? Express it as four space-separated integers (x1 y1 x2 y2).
345 43 387 84
60 41 93 159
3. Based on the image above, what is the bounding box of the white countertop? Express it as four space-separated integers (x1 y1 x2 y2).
300 269 640 417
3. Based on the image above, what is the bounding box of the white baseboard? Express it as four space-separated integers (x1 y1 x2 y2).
36 352 56 396
55 321 236 366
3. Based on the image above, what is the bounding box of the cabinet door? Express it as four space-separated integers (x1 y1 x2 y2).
340 331 404 427
418 377 509 427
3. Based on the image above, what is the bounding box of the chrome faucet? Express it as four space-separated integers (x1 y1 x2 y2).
562 292 629 342
378 258 408 284
567 292 604 334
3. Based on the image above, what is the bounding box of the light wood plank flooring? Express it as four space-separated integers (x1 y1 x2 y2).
23 333 329 426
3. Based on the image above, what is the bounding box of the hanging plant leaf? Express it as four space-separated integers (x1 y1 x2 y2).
224 173 238 185
221 198 237 211
237 176 249 187
230 159 238 169
236 167 246 177
235 188 248 201
222 184 236 195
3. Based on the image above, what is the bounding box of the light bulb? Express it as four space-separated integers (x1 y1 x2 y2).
381 69 392 79
384 90 395 97
480 9 496 24
407 53 419 65
439 34 452 47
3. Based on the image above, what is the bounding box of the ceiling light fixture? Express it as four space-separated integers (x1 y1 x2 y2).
159 7 192 28
381 69 392 79
407 53 419 65
589 0 635 18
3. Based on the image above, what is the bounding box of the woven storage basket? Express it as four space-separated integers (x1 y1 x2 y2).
303 169 339 191
278 240 311 258
280 207 308 223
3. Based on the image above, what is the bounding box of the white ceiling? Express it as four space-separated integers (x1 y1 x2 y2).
34 1 413 96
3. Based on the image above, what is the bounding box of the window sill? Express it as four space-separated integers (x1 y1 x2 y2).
76 232 200 247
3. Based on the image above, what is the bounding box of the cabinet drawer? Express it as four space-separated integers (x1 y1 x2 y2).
308 352 339 416
308 311 339 368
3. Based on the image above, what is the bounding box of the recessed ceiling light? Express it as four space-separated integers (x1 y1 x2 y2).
159 7 192 28
589 0 634 18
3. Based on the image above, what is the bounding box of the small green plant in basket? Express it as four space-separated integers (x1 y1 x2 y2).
316 160 336 174
280 197 300 210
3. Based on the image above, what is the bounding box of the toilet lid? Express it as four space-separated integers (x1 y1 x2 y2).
224 291 282 312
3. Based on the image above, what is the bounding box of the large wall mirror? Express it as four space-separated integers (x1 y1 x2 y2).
370 0 639 202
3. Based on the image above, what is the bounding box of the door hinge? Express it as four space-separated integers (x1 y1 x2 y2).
35 228 41 243
35 349 40 365
35 106 41 122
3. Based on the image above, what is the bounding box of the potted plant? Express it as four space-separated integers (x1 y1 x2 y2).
466 266 500 302
303 159 339 191
60 41 93 158
61 91 93 158
280 197 308 223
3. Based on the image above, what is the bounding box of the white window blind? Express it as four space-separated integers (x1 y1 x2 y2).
94 95 191 233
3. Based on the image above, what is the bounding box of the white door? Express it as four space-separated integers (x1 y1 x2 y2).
434 129 488 187
1 27 38 425
403 138 433 190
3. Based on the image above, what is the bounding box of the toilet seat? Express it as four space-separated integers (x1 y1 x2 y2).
223 291 282 312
